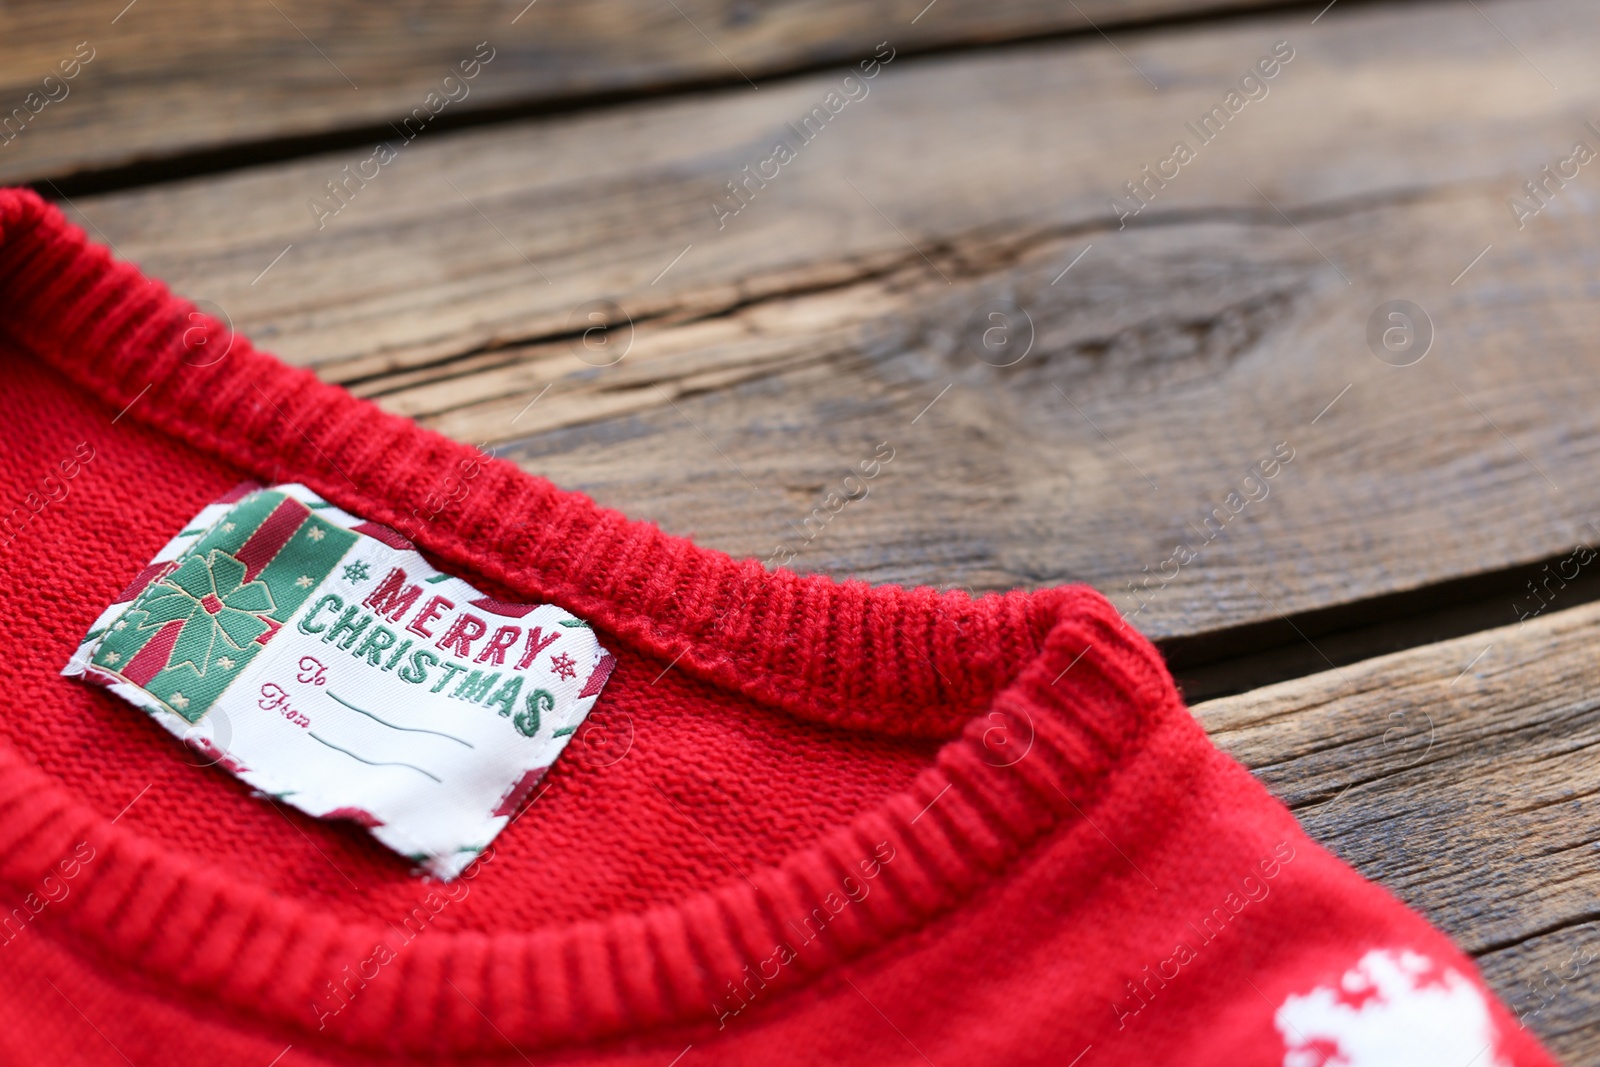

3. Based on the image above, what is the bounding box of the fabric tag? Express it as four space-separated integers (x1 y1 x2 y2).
62 483 615 880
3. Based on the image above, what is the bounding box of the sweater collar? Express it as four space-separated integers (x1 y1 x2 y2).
0 188 1174 1054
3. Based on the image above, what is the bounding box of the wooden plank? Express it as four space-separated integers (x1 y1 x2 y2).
1194 597 1600 1064
64 0 1600 642
0 0 1293 186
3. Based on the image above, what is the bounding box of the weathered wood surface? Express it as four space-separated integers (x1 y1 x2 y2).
64 0 1600 644
0 0 1293 186
1196 597 1600 1064
17 0 1600 1061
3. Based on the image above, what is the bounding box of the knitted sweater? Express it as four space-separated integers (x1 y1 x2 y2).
0 188 1556 1066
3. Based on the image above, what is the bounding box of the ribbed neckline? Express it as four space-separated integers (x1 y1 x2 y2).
0 189 1178 1055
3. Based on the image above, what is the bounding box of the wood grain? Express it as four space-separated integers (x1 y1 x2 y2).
17 2 1600 1059
1195 597 1600 1063
0 0 1294 185
62 0 1600 644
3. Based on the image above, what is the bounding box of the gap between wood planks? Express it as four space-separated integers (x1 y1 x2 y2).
26 0 1402 200
1163 544 1600 702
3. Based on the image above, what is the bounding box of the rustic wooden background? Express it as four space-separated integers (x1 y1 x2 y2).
8 0 1600 1058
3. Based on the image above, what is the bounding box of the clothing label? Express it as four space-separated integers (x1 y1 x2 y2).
63 483 615 879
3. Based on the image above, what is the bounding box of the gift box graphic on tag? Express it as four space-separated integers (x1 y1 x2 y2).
87 491 358 722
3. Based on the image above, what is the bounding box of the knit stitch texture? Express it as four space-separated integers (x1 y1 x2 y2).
0 188 1558 1066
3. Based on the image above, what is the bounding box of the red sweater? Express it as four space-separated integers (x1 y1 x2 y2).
0 188 1556 1066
